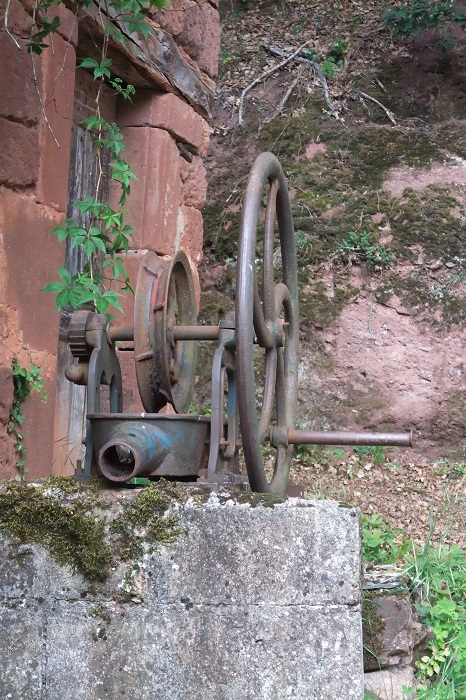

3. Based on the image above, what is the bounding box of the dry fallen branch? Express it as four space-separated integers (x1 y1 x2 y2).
265 43 341 120
263 67 302 125
359 91 396 125
237 39 312 126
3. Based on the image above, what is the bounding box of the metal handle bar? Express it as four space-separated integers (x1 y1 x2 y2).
270 428 413 448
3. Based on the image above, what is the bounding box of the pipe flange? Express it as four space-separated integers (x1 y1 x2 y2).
68 310 92 358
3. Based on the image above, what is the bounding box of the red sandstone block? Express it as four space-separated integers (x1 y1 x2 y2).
37 35 76 212
118 127 182 254
175 0 220 78
0 365 13 427
181 155 207 208
0 117 39 186
150 2 185 37
0 0 32 35
0 432 15 480
0 187 63 353
118 90 209 155
180 205 203 263
0 188 63 478
0 34 41 125
152 0 219 77
53 4 78 47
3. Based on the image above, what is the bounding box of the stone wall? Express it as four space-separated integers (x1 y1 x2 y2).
0 488 364 699
0 0 219 479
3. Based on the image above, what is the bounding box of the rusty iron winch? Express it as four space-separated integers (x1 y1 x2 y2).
65 152 412 494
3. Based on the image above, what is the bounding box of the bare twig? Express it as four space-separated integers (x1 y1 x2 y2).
359 91 397 125
238 39 312 125
5 0 22 48
31 53 61 147
373 76 387 93
266 43 340 119
263 67 302 125
29 3 60 147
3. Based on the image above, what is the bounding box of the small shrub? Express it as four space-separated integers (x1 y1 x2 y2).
338 231 395 270
384 0 466 52
406 544 466 698
361 513 410 564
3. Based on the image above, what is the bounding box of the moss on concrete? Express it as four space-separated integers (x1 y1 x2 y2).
0 478 182 581
110 481 182 561
0 479 112 580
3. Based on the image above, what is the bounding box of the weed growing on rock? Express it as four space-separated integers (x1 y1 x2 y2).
338 231 395 270
0 480 112 579
362 513 410 564
111 481 182 560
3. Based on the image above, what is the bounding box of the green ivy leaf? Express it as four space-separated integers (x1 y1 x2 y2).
57 268 72 286
41 281 67 293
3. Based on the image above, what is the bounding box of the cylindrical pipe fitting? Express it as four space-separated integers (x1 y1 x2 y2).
98 423 172 482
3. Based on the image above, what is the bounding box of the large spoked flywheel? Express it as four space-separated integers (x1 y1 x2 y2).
236 152 299 494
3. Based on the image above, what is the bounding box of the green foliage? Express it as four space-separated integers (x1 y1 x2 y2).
405 544 466 698
361 513 410 564
354 445 393 466
338 230 396 270
301 42 347 78
28 0 168 315
42 115 137 314
27 0 169 55
7 363 48 478
384 0 466 52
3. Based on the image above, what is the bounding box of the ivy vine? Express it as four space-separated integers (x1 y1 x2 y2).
7 362 48 479
18 0 169 316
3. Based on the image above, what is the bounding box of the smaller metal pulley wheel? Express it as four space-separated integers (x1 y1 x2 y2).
134 250 198 413
236 152 299 494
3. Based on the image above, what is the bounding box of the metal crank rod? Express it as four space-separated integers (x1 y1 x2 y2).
270 428 413 448
109 325 220 343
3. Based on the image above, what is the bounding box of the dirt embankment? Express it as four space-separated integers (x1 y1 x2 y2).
199 0 466 542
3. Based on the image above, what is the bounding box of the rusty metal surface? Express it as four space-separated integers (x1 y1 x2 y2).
65 314 123 482
236 152 299 494
89 414 210 481
206 314 241 482
109 325 134 343
65 151 415 494
172 325 220 341
134 250 198 414
274 429 413 447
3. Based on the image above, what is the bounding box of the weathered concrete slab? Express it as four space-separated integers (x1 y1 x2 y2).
0 603 43 699
0 490 364 699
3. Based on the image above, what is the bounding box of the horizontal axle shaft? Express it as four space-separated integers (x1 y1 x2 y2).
271 428 413 448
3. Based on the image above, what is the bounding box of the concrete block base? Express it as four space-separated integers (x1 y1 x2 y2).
0 490 364 699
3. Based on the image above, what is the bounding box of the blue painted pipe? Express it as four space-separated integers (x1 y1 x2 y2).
98 423 173 482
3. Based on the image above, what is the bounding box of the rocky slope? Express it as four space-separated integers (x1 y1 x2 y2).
197 0 466 542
